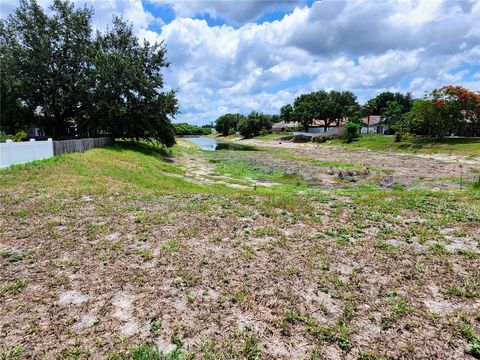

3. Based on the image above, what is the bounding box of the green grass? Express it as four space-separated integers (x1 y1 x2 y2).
320 134 480 156
1 136 480 358
213 159 305 186
130 345 184 360
0 279 25 296
274 153 368 170
0 141 233 197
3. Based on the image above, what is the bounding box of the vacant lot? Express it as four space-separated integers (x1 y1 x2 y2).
1 139 479 359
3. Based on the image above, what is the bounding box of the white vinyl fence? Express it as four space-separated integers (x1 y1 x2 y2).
0 139 54 169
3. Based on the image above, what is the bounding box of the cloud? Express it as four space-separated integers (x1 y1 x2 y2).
151 0 305 24
154 0 478 123
2 0 479 124
1 0 154 32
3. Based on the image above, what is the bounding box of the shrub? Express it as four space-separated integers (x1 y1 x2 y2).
292 134 311 143
312 134 336 143
343 122 360 143
259 128 270 136
12 130 27 142
0 132 9 143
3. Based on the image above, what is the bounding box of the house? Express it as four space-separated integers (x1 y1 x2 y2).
361 115 385 134
272 120 300 133
306 117 348 134
288 117 348 136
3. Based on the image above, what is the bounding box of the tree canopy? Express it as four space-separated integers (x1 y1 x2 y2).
286 90 358 131
0 0 177 146
406 86 480 138
214 113 243 136
173 123 212 136
238 112 276 138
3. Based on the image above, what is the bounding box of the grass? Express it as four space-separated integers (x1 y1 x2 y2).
317 134 480 156
130 345 184 360
1 139 479 358
0 279 25 296
213 159 304 185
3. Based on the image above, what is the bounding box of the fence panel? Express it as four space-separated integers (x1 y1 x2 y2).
53 137 114 155
0 138 54 169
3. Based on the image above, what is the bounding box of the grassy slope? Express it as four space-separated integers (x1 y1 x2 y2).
317 134 480 156
1 141 479 358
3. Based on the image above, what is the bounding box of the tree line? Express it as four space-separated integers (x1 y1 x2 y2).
214 86 479 140
0 0 177 146
173 123 212 136
214 112 279 138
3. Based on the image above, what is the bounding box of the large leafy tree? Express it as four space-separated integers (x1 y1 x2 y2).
90 17 177 146
406 86 480 139
280 104 293 122
238 112 275 138
214 113 243 136
364 92 414 116
1 0 178 146
291 90 357 132
381 100 403 128
1 0 93 137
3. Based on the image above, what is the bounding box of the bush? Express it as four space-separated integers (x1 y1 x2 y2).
394 128 414 142
12 130 27 142
312 134 337 143
259 128 270 137
0 132 9 143
292 134 311 143
343 122 360 143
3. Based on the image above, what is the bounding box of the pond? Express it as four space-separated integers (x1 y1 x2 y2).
183 137 257 151
184 137 218 151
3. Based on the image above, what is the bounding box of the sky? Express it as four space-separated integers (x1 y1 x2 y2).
1 0 480 125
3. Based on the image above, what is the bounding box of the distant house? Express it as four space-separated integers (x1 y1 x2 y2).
361 115 385 134
307 117 348 134
272 120 300 133
287 117 347 135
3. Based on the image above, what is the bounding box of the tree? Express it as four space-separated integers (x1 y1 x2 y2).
381 100 403 128
291 90 358 132
1 0 93 137
280 104 293 122
405 99 436 136
238 112 275 138
173 123 211 136
364 91 414 116
90 17 177 146
405 86 480 139
214 113 243 136
1 0 178 146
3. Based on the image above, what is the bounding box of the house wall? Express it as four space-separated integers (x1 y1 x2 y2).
361 125 387 134
306 127 341 134
0 138 54 169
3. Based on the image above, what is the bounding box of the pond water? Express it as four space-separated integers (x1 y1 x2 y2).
184 137 218 151
183 137 256 151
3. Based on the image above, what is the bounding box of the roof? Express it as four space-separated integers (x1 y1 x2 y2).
362 115 382 126
272 121 299 129
282 117 348 128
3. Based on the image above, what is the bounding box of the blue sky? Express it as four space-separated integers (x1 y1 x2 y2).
1 0 479 125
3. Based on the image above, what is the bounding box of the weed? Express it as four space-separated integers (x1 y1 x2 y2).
0 346 24 359
381 298 412 330
130 344 184 360
0 279 25 296
284 265 298 276
150 317 161 334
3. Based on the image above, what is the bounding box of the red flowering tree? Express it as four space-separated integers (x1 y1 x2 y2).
408 86 480 139
431 86 480 138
